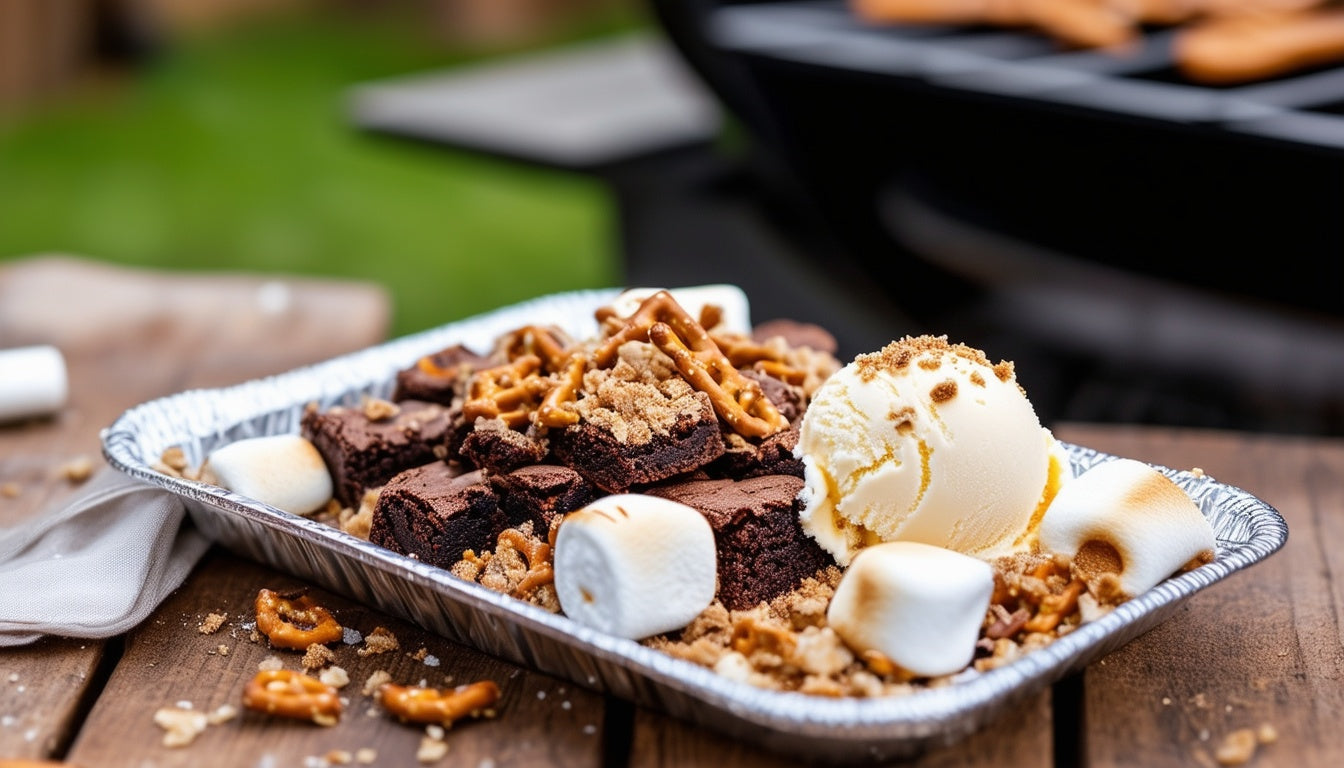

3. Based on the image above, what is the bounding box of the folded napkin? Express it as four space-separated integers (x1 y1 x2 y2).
0 467 210 646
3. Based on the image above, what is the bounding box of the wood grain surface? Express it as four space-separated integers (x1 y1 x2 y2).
2 256 1336 766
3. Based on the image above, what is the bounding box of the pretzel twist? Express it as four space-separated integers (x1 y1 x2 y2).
594 291 788 439
379 680 501 726
535 353 585 428
242 669 342 725
463 355 549 428
497 528 554 596
254 589 344 650
710 333 807 385
498 325 573 372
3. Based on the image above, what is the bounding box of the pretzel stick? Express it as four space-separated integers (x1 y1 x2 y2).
1175 8 1344 82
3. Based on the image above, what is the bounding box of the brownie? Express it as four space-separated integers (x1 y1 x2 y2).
549 393 726 493
751 319 838 355
489 464 595 530
708 426 804 481
648 474 834 610
459 420 549 474
392 344 491 405
741 369 805 424
302 399 453 507
370 466 507 568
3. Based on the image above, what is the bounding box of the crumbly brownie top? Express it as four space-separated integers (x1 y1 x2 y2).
574 349 707 447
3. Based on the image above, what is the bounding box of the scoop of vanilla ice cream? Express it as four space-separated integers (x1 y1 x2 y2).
797 336 1067 565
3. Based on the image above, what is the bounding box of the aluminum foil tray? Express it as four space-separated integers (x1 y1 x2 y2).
101 288 1289 763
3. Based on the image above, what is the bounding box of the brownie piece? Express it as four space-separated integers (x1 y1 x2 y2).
459 420 549 474
549 392 726 493
302 399 453 507
370 466 506 568
741 369 805 425
708 426 804 481
648 474 834 610
392 344 491 405
489 464 595 530
751 319 838 355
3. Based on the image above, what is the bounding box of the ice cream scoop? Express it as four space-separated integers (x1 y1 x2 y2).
827 541 994 678
201 434 333 516
1039 457 1215 599
796 335 1069 565
554 494 717 640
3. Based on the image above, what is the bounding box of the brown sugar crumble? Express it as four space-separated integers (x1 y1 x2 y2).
302 643 338 670
198 612 228 635
357 626 399 657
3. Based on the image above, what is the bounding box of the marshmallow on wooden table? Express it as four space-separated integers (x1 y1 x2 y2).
0 345 68 423
201 434 333 516
554 494 716 640
826 541 993 678
1039 457 1215 599
605 284 752 335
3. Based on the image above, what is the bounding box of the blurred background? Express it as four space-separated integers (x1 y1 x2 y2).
4 0 1344 436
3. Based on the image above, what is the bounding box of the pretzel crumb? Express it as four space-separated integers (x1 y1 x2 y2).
1257 723 1278 745
153 706 208 748
417 732 449 764
409 647 429 662
362 397 401 422
59 457 94 483
357 627 399 657
355 748 378 764
207 704 238 725
320 666 351 689
258 656 284 672
0 482 20 498
362 670 393 697
325 749 353 765
1214 728 1259 765
198 613 228 635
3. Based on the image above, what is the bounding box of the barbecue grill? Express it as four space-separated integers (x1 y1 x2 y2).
646 0 1344 434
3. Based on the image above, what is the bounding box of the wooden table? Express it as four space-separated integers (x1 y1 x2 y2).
1 255 1338 767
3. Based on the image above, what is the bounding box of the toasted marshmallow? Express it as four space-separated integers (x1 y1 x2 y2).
826 541 993 678
606 285 751 335
1039 458 1215 599
554 494 716 640
201 434 333 516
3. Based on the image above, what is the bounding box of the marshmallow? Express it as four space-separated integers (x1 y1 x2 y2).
0 345 68 423
201 434 333 516
1039 458 1215 599
554 494 716 640
606 285 752 335
826 541 993 678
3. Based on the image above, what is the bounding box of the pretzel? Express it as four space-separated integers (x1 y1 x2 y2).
463 355 550 428
378 680 501 726
1023 579 1086 633
854 0 1136 48
595 291 788 439
497 325 573 372
1175 8 1344 83
242 669 342 725
534 353 585 428
254 589 344 650
709 332 807 385
498 527 554 596
731 617 797 659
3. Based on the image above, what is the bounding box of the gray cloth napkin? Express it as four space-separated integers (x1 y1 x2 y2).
0 467 209 646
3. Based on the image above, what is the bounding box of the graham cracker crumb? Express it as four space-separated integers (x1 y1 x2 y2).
319 666 351 689
362 670 393 697
1214 728 1259 766
198 613 228 635
362 397 401 422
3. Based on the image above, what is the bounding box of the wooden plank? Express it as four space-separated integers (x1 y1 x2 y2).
629 688 1053 767
0 255 391 760
65 549 605 768
1056 424 1344 767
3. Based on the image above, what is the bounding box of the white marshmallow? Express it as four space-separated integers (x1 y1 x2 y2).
201 434 333 516
606 285 752 335
0 345 68 423
1039 458 1215 599
554 494 717 640
826 541 993 678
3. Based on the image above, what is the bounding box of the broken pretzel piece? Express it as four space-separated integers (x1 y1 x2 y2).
242 669 342 726
379 680 501 726
254 588 344 650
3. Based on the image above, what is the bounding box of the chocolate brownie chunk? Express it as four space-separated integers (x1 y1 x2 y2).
459 419 549 474
302 399 453 507
741 369 805 424
370 466 506 568
550 392 726 493
648 474 833 610
489 464 595 530
708 426 804 481
392 344 491 405
751 319 838 355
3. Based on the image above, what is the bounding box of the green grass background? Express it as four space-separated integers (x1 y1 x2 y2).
0 6 646 337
